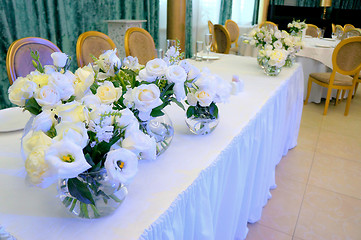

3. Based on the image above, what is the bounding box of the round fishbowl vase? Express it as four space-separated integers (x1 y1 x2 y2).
257 53 267 69
284 54 296 67
140 113 174 157
264 61 282 76
185 107 219 135
58 168 127 219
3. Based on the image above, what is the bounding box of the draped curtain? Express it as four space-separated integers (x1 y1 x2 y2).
219 0 233 25
332 0 361 9
252 0 260 24
269 0 284 5
0 0 159 109
296 0 319 7
185 0 193 58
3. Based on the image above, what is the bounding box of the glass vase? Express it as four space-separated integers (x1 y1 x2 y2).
257 53 267 69
264 61 282 76
185 106 219 135
58 168 127 219
284 53 296 67
140 112 174 157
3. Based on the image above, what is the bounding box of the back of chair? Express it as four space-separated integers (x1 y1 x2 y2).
124 27 156 65
259 21 278 31
213 24 231 54
76 31 116 67
333 36 361 78
306 24 319 38
335 25 344 39
340 28 361 40
225 20 240 47
344 24 355 32
6 37 61 85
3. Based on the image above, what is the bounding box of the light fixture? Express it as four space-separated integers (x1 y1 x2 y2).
320 0 332 20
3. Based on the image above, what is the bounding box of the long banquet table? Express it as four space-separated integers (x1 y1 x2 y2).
0 54 304 240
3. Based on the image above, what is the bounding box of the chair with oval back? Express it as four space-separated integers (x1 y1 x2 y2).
259 21 278 31
76 31 116 67
335 25 344 39
306 24 319 38
344 24 355 32
225 19 240 55
213 24 231 54
305 36 361 116
340 28 361 40
208 20 216 52
6 37 61 85
124 27 156 65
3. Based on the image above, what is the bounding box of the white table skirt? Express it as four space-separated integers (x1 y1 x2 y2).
0 55 304 240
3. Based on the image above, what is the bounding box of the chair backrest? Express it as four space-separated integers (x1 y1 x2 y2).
6 37 61 85
332 23 336 33
225 19 240 47
259 21 278 31
124 27 156 65
208 20 216 51
332 36 361 79
76 31 116 67
344 24 355 32
340 28 361 40
306 24 319 38
335 25 344 38
213 24 231 54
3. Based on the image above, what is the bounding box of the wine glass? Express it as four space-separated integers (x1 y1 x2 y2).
204 33 212 62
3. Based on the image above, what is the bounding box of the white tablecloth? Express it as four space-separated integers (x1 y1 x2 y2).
0 55 304 240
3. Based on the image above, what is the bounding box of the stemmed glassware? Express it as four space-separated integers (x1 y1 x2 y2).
204 33 212 62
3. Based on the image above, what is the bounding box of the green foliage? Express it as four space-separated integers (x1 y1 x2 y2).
46 125 57 138
24 97 42 115
30 50 44 73
67 178 95 205
186 102 218 119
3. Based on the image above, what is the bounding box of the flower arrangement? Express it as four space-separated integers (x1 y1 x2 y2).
287 19 307 37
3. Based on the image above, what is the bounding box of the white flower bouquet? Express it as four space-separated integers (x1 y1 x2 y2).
288 19 307 37
8 51 157 218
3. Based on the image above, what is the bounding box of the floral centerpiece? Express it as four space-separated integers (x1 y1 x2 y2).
288 19 307 38
282 34 304 67
184 68 243 135
8 51 157 218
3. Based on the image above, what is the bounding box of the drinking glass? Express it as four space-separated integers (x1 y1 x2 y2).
167 39 176 50
196 41 203 61
204 33 212 61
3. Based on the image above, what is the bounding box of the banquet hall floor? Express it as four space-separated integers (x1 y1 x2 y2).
246 91 361 240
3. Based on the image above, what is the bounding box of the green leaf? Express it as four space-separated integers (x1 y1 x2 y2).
170 97 185 110
25 98 42 115
150 108 165 118
186 106 195 118
90 82 99 94
84 153 94 166
209 102 218 118
46 125 57 138
67 178 95 205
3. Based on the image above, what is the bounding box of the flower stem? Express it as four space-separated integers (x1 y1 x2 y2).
69 198 77 212
109 194 122 203
90 204 101 218
80 203 89 219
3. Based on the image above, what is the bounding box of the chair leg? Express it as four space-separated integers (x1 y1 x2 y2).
335 89 341 106
323 87 332 115
341 89 346 101
304 78 313 105
344 89 353 116
354 82 359 98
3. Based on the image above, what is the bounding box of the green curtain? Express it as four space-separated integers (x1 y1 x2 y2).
332 0 361 10
296 0 319 7
269 0 284 5
185 0 193 58
252 0 260 24
0 0 159 109
219 0 232 25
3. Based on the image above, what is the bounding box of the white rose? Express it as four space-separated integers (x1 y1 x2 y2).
74 65 95 99
25 146 56 188
295 22 301 29
145 58 167 76
22 130 52 157
178 60 191 73
54 121 88 148
55 101 86 123
45 140 91 179
32 110 55 132
132 84 163 121
123 56 143 71
122 130 156 161
28 72 49 88
96 81 122 104
274 30 282 39
48 72 74 101
195 89 214 107
273 40 283 49
173 83 186 102
288 23 293 28
8 77 37 106
99 49 121 70
115 108 139 137
187 65 201 81
35 84 61 108
104 148 138 184
186 92 197 106
269 49 287 67
265 44 273 51
43 65 56 74
51 52 68 68
139 69 156 82
166 65 187 84
81 93 101 109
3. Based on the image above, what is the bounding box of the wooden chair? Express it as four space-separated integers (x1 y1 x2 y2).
344 24 355 32
306 24 319 38
304 36 361 116
213 24 231 54
6 37 61 85
259 21 278 31
225 19 240 55
76 31 116 67
335 25 344 39
208 20 216 52
124 27 156 65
